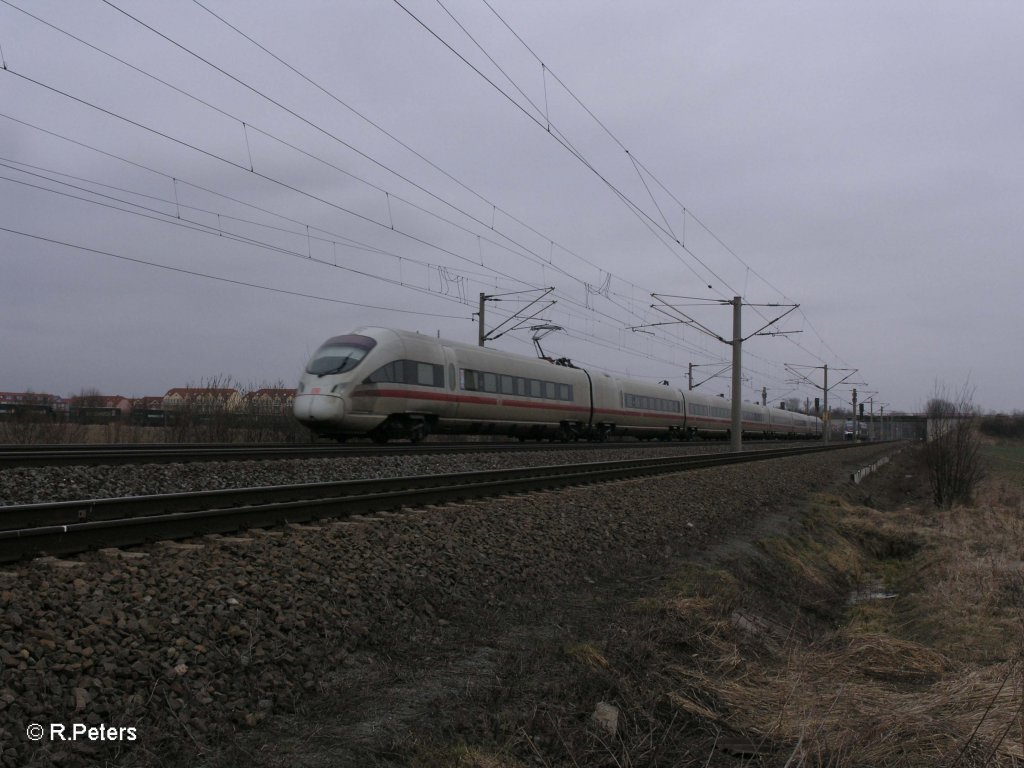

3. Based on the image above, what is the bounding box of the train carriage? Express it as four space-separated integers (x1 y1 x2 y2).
293 327 823 442
600 376 687 439
442 341 592 440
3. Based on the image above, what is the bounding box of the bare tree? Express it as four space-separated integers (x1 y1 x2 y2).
923 382 986 509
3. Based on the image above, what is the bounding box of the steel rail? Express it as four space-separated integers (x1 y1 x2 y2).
0 443 866 563
0 439 743 468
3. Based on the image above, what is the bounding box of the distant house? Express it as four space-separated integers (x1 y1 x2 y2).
163 387 242 414
0 391 61 418
243 388 297 416
67 395 132 423
131 396 167 425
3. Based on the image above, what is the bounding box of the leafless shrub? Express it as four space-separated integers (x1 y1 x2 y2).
236 379 308 444
0 412 86 444
164 374 240 443
980 412 1024 439
923 382 987 509
161 376 307 444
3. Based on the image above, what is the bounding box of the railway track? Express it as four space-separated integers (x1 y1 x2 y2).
0 438 812 468
0 443 868 563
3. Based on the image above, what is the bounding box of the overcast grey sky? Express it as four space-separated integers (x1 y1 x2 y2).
2 1 1021 414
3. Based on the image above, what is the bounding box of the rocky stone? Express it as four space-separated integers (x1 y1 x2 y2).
592 701 620 736
0 444 891 768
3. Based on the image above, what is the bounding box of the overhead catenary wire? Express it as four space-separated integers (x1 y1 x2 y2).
0 108 714 378
0 226 468 319
0 0 705 340
187 0 718 343
406 0 738 294
187 0 666 312
0 165 492 305
436 0 848 369
0 3 830 401
0 140 728 376
1 0 697 351
0 123 718 385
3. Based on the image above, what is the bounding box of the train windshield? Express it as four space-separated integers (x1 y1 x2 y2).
306 335 376 376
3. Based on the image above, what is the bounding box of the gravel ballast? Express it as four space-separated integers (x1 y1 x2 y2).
0 445 733 507
0 443 892 767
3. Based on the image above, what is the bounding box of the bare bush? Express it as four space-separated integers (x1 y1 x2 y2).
237 379 308 444
923 383 986 509
0 413 86 444
162 376 306 444
980 412 1024 439
164 375 240 443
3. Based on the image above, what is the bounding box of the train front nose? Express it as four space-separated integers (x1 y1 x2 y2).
293 393 344 426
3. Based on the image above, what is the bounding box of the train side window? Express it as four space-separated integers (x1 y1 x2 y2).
542 381 555 399
558 383 571 401
414 362 444 388
483 372 498 393
462 369 478 391
448 364 456 390
500 375 514 395
405 360 421 385
365 361 396 384
528 379 542 398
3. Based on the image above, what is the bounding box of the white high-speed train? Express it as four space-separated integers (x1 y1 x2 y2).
293 327 822 443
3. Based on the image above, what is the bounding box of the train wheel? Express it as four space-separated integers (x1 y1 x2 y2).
409 421 430 443
558 423 579 443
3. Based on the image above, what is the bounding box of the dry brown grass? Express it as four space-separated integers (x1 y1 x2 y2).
398 445 1024 768
640 460 1024 767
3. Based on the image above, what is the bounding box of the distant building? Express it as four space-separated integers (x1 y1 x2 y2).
67 395 132 423
163 387 242 414
243 388 297 415
131 396 167 425
0 391 62 418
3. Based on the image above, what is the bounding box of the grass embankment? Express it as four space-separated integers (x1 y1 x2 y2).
425 442 1024 767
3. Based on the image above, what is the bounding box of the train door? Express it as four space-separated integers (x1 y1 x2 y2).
589 373 619 437
441 346 460 430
